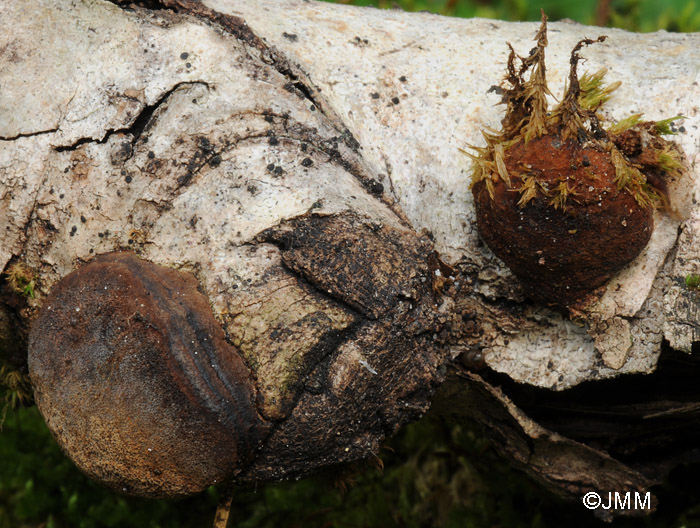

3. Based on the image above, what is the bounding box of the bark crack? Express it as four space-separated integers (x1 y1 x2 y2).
53 81 209 153
0 128 59 142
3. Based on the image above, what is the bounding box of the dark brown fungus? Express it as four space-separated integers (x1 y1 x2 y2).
466 12 685 308
28 252 267 498
473 134 653 305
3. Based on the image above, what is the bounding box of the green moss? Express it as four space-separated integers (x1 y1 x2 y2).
654 116 686 135
610 147 660 208
3 263 36 298
685 274 700 290
606 114 643 135
578 69 621 112
0 366 32 428
656 144 686 178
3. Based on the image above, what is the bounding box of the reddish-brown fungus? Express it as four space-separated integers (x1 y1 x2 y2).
467 12 685 308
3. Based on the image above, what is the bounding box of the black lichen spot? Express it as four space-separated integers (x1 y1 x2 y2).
301 158 313 168
399 75 407 82
367 180 384 195
70 226 77 237
116 142 133 162
342 129 361 152
186 62 192 69
371 92 380 100
268 136 279 146
264 115 274 123
125 175 133 184
198 137 212 152
177 172 194 188
309 104 316 111
80 215 86 223
247 183 259 195
180 52 189 59
189 215 198 228
273 166 284 177
266 163 276 172
282 32 298 42
391 96 400 105
209 155 222 168
147 151 155 159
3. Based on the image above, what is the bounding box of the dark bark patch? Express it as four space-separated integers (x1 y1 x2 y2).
259 213 434 319
242 213 451 482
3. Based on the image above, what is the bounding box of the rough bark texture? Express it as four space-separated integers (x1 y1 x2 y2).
2 0 700 516
432 370 658 522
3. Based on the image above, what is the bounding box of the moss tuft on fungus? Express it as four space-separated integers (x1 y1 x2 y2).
465 11 687 308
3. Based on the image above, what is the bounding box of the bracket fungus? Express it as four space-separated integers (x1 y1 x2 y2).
466 12 686 308
28 252 268 498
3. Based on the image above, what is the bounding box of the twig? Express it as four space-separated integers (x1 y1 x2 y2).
595 0 612 26
213 488 234 528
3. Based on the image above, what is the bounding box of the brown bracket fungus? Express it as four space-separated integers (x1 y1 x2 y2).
28 252 268 498
466 12 687 309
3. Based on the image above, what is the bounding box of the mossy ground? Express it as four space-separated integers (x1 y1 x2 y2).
3 406 700 527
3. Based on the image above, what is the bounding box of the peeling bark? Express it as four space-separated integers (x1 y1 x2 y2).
433 371 657 522
2 0 700 517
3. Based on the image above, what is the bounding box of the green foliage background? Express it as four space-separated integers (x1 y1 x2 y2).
323 0 700 32
3 1 700 527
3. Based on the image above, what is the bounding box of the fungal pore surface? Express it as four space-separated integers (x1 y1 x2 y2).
466 12 686 308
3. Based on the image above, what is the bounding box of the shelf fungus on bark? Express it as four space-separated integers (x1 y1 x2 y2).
28 252 269 498
465 13 686 308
